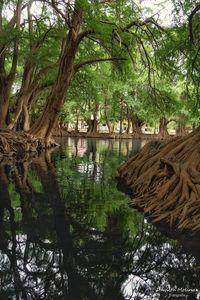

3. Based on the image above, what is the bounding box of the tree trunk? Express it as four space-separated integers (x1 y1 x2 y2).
8 63 33 131
9 2 50 132
29 8 82 144
126 107 131 134
87 118 98 134
131 115 143 135
106 120 113 134
119 98 123 134
126 117 131 134
104 109 113 134
158 117 169 138
0 81 10 128
118 127 200 232
0 0 22 128
176 113 186 136
75 116 79 132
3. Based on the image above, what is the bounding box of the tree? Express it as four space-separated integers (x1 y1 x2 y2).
8 1 59 131
0 0 22 127
25 0 165 143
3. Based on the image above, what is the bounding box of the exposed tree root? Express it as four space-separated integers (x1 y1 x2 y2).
0 129 58 158
118 127 200 232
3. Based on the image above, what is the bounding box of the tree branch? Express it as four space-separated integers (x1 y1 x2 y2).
74 57 126 72
51 0 71 27
8 0 22 82
188 3 200 44
76 29 94 45
124 17 164 32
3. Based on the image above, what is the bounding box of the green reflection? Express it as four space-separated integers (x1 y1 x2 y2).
0 138 199 299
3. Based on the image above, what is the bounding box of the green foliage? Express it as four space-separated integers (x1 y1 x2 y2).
1 0 200 129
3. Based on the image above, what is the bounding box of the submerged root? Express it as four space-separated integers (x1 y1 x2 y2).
118 128 200 232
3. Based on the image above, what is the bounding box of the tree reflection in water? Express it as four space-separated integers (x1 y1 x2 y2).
0 138 199 299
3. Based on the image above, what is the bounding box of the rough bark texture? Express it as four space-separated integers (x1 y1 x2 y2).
158 117 169 138
176 113 186 136
0 0 22 127
104 112 113 134
29 7 82 143
0 129 58 158
131 115 143 136
126 118 131 134
0 81 10 127
118 127 200 232
87 118 98 133
8 63 34 131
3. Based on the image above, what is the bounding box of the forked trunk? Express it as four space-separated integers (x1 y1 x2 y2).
29 9 82 144
8 63 33 131
106 121 113 134
9 92 32 130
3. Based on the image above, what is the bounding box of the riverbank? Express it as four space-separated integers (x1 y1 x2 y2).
0 129 58 158
53 129 176 140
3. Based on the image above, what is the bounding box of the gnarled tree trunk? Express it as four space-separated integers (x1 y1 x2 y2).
131 115 143 136
0 0 22 128
118 127 200 232
29 8 83 144
0 79 10 128
87 104 99 134
9 2 51 132
176 113 186 136
8 63 34 131
87 118 98 134
158 117 169 138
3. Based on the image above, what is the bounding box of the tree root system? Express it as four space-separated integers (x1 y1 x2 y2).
0 129 58 159
118 128 200 232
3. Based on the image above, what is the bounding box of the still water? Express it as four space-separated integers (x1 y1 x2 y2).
0 138 199 300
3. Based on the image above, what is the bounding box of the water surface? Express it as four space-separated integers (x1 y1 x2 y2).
0 138 199 299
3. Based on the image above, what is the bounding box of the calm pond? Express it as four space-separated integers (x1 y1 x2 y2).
0 138 199 300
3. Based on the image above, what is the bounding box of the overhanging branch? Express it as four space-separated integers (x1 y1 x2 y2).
74 57 127 72
188 3 200 44
124 17 164 32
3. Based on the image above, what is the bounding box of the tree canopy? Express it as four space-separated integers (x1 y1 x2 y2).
0 0 198 150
